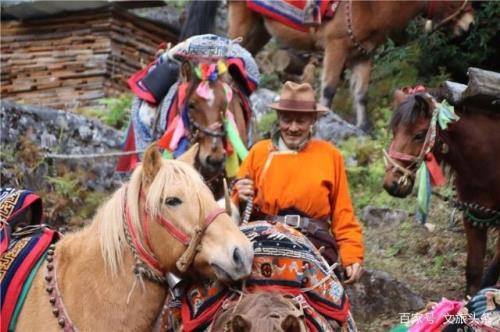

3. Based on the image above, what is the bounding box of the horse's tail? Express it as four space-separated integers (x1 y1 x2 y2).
180 0 221 41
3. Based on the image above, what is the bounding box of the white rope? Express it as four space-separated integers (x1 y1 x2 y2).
300 262 339 292
44 150 144 160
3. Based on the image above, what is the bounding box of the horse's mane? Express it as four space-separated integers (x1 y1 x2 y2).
390 88 453 130
96 159 208 275
390 92 433 130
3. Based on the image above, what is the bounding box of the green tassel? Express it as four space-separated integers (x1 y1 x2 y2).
436 100 459 130
416 162 431 222
162 150 173 160
224 119 248 160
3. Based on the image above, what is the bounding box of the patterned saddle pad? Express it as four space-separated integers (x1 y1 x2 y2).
0 188 59 332
246 0 339 32
162 221 353 332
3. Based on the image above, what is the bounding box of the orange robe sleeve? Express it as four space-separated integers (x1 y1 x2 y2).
330 152 364 267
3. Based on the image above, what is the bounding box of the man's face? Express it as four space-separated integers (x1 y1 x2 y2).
278 111 316 149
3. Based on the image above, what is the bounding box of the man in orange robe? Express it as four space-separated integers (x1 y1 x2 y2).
233 81 364 283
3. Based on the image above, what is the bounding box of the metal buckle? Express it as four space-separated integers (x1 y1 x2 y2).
284 215 301 229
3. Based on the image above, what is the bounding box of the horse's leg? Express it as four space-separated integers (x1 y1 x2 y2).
227 1 270 55
481 228 500 288
464 220 488 295
349 58 372 131
320 39 348 109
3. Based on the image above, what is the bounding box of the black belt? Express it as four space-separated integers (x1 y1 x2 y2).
268 215 330 235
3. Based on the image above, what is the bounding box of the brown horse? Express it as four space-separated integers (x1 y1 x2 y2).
383 90 500 295
210 292 308 332
173 60 250 200
184 0 473 130
15 144 253 331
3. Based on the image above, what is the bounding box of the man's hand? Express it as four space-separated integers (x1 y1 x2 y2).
234 178 254 201
344 262 363 284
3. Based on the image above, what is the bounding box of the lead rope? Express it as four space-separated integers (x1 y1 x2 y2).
242 195 253 225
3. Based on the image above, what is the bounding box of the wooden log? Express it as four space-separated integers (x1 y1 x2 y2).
443 81 467 104
462 67 500 100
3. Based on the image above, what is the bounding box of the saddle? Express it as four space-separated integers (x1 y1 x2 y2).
0 188 59 332
161 221 352 332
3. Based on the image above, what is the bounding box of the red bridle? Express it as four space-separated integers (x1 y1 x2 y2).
124 186 225 278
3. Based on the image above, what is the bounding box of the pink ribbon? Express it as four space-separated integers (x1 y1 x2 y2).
169 116 186 151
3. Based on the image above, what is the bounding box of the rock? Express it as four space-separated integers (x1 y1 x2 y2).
250 88 279 121
362 206 409 227
0 100 124 191
314 111 365 145
347 269 425 323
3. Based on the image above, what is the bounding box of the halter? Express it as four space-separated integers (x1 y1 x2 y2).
123 185 226 283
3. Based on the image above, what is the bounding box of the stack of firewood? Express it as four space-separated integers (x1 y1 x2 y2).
1 7 176 110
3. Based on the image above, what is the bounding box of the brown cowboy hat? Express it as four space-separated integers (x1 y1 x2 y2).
270 81 329 112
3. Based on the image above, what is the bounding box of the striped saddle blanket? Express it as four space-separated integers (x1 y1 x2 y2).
246 0 339 32
0 188 59 332
162 221 354 332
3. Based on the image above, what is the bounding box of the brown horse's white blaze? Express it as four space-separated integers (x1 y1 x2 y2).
180 61 249 201
16 144 253 331
213 0 475 130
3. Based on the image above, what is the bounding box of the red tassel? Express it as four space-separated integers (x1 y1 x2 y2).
425 152 446 187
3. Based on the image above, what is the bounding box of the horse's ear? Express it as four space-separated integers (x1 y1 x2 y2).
232 314 251 332
142 143 163 185
393 89 407 107
180 62 192 82
281 315 302 332
177 143 199 166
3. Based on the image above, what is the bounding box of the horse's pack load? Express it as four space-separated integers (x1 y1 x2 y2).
163 221 352 332
0 188 59 332
118 34 259 174
246 0 339 31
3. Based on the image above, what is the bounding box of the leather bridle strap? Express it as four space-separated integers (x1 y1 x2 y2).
175 207 225 272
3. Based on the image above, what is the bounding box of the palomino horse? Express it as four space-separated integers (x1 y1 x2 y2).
383 90 499 295
184 0 474 130
15 144 253 331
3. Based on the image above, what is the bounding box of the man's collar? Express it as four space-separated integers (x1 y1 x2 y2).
272 130 311 152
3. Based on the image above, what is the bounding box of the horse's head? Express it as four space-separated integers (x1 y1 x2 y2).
220 293 307 332
425 0 474 36
119 144 253 282
383 90 435 198
181 61 232 175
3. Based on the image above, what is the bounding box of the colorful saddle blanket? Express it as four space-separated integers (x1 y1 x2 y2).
163 221 352 332
246 0 339 32
0 188 59 332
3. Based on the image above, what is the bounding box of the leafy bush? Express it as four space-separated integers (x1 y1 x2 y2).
78 94 132 130
414 2 500 82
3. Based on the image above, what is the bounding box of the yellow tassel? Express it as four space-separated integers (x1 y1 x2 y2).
225 152 239 178
217 60 228 75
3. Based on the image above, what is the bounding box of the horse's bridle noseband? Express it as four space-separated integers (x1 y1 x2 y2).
123 185 226 284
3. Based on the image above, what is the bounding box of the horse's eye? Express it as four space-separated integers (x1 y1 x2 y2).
414 132 426 141
163 197 182 207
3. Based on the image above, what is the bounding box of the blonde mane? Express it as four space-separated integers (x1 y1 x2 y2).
96 159 209 275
